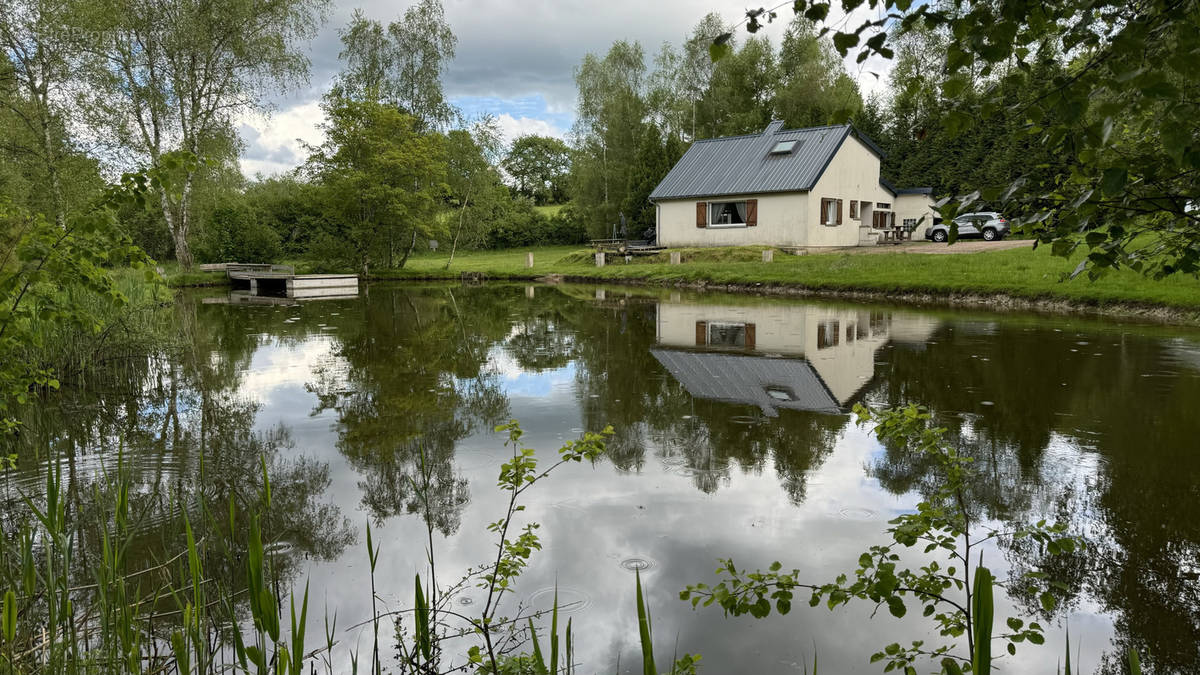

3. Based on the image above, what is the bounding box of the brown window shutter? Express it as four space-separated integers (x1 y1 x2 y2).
746 199 758 227
849 200 858 219
696 202 707 228
744 323 756 350
819 198 828 225
695 321 707 345
837 199 843 225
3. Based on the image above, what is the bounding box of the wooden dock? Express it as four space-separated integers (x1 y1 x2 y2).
200 263 359 294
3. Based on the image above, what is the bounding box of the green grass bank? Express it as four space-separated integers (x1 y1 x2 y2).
168 243 1200 322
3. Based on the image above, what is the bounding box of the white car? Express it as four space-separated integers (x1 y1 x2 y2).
925 212 1011 242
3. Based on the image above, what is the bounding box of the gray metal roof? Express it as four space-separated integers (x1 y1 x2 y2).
650 348 841 416
649 122 880 202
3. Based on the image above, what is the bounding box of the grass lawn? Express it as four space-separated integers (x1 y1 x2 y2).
533 204 565 218
390 243 1200 311
160 243 1200 313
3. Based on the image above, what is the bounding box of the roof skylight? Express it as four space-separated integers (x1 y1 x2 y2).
770 139 798 155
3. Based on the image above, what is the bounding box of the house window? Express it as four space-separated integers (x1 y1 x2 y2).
902 218 918 232
849 200 858 219
708 322 747 348
877 202 891 209
709 201 747 227
817 320 840 349
869 311 888 336
695 321 756 349
820 198 843 226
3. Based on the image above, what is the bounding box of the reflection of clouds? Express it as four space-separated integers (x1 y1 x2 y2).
484 345 576 397
239 336 341 399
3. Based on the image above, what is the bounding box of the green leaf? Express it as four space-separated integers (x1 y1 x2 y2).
2 589 15 644
1100 167 1127 197
1039 592 1056 613
635 570 656 675
972 566 994 674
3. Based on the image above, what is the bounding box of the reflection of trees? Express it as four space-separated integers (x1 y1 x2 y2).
308 286 515 533
865 321 1200 672
4 292 355 632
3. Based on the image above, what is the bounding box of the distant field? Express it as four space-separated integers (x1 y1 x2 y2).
533 204 565 218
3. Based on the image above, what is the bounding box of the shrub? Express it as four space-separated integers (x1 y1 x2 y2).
486 200 587 249
196 205 282 264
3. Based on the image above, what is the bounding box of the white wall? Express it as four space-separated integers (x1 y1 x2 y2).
656 192 809 247
895 193 938 239
806 135 884 247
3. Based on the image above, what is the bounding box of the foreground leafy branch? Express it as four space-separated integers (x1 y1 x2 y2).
681 404 1083 673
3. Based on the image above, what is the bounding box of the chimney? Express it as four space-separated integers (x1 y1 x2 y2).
763 120 785 136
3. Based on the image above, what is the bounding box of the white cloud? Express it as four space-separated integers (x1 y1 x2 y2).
494 113 566 143
236 0 900 176
238 101 326 178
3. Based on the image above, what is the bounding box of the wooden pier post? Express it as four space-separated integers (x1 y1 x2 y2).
669 251 681 265
526 252 534 268
595 252 606 267
762 249 774 263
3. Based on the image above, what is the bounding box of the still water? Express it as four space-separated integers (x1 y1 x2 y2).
12 283 1200 673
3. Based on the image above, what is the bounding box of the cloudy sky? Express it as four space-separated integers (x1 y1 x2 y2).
238 0 893 177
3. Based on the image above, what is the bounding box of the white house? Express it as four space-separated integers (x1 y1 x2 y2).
649 121 939 247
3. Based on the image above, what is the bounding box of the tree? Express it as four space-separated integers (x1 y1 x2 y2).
572 41 649 237
305 96 447 274
624 123 684 231
243 175 331 257
677 13 728 141
774 17 863 128
502 135 571 204
80 0 327 269
0 0 101 227
698 35 780 137
445 116 505 268
335 0 457 130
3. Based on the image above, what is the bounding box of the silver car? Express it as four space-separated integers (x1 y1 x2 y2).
926 212 1010 242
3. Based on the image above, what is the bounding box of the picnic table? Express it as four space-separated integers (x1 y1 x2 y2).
589 238 665 255
879 227 911 244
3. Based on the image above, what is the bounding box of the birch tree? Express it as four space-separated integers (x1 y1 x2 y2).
0 0 87 227
336 0 457 130
444 115 503 269
81 0 327 269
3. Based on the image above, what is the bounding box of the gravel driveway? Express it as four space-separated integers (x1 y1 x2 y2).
826 239 1034 255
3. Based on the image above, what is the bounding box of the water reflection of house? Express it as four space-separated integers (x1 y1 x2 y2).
652 302 939 415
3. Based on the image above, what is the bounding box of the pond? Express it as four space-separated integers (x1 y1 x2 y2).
8 282 1200 673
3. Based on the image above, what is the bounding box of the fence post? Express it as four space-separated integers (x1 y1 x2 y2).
526 252 534 268
595 252 606 267
669 251 681 265
762 249 774 263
